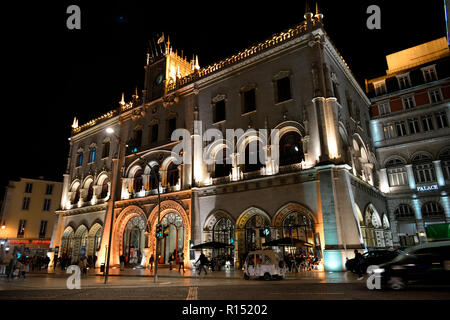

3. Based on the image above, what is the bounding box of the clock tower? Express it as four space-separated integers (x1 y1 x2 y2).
143 37 199 103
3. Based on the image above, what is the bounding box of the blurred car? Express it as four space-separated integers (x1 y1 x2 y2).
378 240 450 290
346 249 402 274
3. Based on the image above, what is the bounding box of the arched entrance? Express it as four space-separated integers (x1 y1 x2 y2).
123 216 146 265
235 207 271 267
147 200 191 267
61 226 74 257
87 223 103 264
72 225 88 263
363 203 391 248
159 212 184 264
113 205 149 267
273 203 320 258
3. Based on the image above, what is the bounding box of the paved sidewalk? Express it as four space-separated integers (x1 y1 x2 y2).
22 265 361 283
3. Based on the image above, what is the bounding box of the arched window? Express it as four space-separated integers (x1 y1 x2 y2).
73 185 80 204
213 218 234 244
422 202 444 218
214 148 232 178
439 148 450 179
100 178 110 199
133 169 143 193
167 162 179 187
102 141 110 158
394 204 415 218
84 181 93 202
386 158 407 187
282 212 314 244
89 147 96 163
279 132 304 166
244 140 265 173
412 154 435 183
76 152 83 167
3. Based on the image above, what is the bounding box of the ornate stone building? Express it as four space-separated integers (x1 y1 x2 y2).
51 6 391 272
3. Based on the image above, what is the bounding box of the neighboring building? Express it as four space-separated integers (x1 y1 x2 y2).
0 177 62 256
366 37 450 248
52 6 392 272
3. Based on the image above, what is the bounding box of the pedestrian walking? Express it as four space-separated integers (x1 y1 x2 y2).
169 253 174 270
82 257 88 276
178 252 185 273
148 254 154 271
120 254 125 271
195 253 208 275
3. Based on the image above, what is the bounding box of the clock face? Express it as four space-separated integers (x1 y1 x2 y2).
154 73 164 86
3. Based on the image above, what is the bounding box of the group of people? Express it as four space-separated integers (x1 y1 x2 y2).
0 247 51 279
146 250 186 273
284 252 319 272
56 254 97 272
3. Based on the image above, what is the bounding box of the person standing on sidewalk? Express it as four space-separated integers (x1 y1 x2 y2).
120 254 125 271
178 252 185 273
169 253 174 270
148 254 154 271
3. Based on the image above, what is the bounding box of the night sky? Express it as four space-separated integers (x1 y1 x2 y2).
1 0 446 198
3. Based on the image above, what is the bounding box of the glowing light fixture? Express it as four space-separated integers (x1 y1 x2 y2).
106 127 115 134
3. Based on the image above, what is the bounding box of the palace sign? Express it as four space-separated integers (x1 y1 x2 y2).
417 184 439 192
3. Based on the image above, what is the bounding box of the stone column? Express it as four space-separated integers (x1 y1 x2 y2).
412 198 426 243
405 164 416 190
379 168 389 193
433 160 445 187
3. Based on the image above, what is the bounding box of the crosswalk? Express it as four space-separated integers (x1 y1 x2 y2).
186 286 198 300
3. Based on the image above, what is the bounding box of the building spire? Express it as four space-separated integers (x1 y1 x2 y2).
315 1 323 23
119 92 125 106
304 1 314 21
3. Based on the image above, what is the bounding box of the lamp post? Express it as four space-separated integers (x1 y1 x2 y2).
136 155 161 283
104 127 122 284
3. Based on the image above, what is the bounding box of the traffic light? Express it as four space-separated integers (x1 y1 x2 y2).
260 227 270 237
156 224 162 239
163 226 170 238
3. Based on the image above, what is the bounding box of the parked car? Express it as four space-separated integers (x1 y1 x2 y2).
346 249 402 274
378 240 450 290
243 250 286 280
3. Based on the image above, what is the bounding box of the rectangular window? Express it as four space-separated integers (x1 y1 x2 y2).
435 111 449 129
150 124 159 143
39 221 48 238
22 197 31 210
421 114 434 132
25 183 33 193
422 66 437 82
402 96 415 109
383 123 395 139
213 99 226 123
43 199 51 211
378 102 390 116
17 220 26 238
408 118 420 134
276 77 291 103
429 89 443 104
397 74 411 89
395 121 407 137
415 163 436 183
388 168 408 187
45 184 53 195
374 81 387 96
134 129 143 147
242 89 256 114
168 118 176 138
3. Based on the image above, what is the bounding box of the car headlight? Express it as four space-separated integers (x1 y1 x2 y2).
391 265 405 270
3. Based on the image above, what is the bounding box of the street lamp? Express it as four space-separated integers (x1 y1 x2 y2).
104 127 123 284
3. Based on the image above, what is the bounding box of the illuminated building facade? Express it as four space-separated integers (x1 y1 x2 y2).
0 177 62 255
366 37 450 247
52 6 391 272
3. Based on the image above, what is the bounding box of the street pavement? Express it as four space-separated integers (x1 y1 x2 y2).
0 267 449 300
